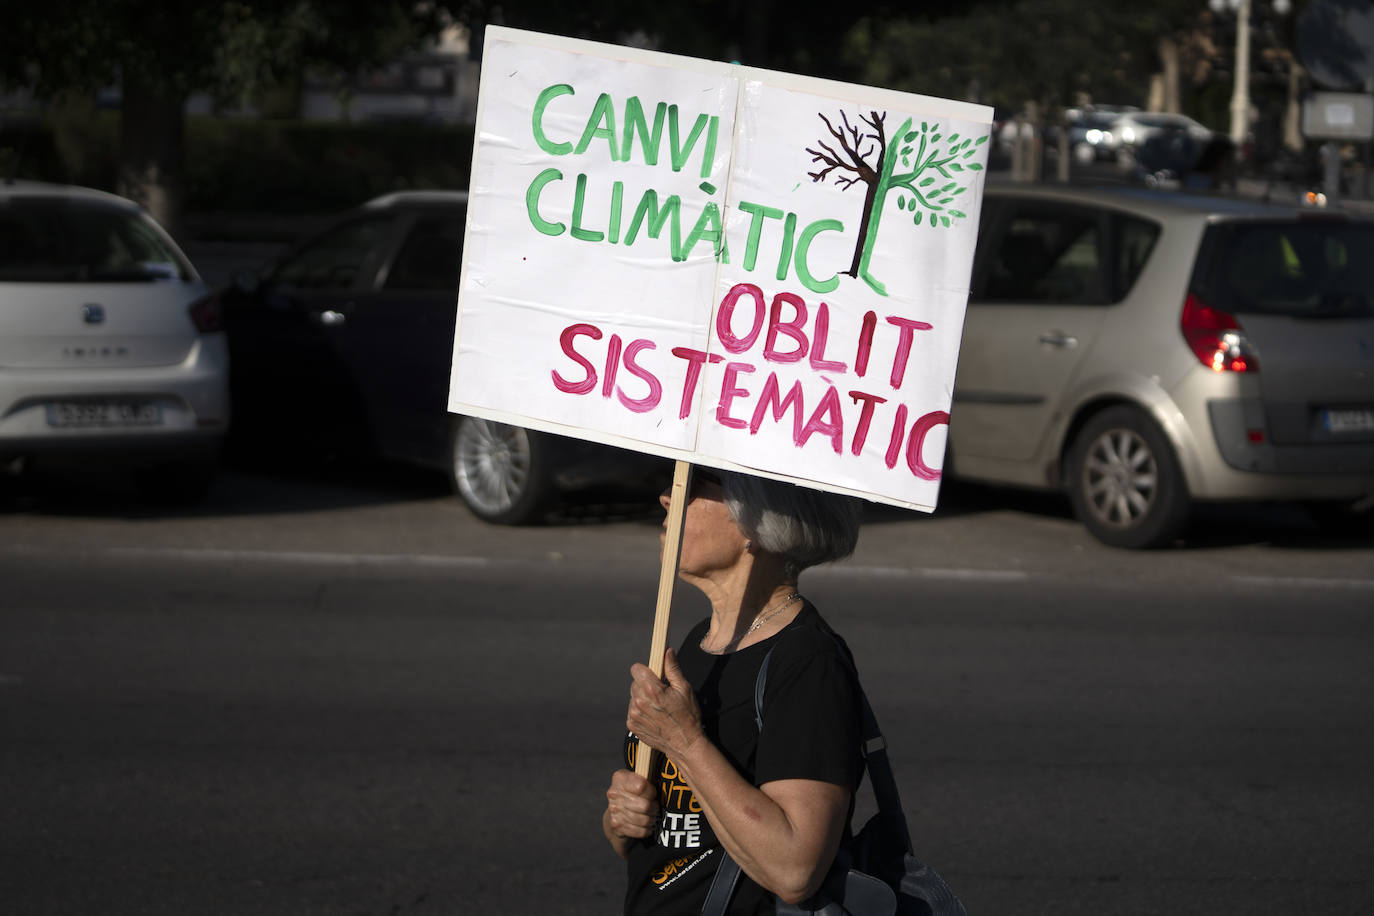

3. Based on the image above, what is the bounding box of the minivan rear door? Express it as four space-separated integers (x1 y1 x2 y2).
1199 218 1374 449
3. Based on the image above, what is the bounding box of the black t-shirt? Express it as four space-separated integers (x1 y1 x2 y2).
622 603 863 915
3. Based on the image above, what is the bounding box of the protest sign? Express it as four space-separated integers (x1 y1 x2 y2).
449 26 992 513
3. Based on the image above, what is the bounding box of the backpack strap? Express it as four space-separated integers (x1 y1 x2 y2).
754 646 773 731
702 637 911 916
754 641 911 853
701 851 743 916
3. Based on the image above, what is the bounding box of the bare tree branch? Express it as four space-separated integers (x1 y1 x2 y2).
808 109 882 189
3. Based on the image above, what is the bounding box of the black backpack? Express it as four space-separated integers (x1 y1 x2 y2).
700 640 967 916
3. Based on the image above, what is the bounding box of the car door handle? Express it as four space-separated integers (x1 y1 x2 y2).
311 309 347 327
1038 332 1078 348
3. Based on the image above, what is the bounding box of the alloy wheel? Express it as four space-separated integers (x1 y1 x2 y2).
1079 427 1159 530
452 418 533 518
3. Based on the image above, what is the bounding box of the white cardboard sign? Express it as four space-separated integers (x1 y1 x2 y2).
449 26 992 512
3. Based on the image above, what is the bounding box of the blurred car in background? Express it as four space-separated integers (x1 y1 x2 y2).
0 180 228 503
1104 112 1234 190
1062 106 1139 163
221 190 667 523
997 105 1141 167
1104 111 1214 155
950 183 1374 547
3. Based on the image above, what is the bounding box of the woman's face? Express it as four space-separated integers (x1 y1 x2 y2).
659 473 750 581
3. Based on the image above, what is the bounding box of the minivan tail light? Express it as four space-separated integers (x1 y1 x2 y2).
1180 293 1257 372
189 292 223 333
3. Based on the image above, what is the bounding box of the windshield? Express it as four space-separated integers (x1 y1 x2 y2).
267 216 390 290
0 197 190 283
1208 221 1374 319
1133 115 1183 129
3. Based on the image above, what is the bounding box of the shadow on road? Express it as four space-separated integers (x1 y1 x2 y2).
863 479 1372 551
0 457 444 520
3 458 1368 550
0 452 665 526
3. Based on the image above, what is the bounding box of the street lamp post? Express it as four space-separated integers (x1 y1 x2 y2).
1212 0 1292 153
1229 0 1252 146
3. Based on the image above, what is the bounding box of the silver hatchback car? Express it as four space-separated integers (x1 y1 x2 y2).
0 181 228 502
950 183 1374 547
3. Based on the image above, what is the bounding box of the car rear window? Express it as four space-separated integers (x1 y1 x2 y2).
1206 220 1374 318
0 197 188 282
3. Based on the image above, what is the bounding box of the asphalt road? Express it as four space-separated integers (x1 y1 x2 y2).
2 466 1372 915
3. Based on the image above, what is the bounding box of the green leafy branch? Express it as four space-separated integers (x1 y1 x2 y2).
890 125 988 229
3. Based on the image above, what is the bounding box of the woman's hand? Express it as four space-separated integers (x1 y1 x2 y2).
626 648 703 762
603 769 659 858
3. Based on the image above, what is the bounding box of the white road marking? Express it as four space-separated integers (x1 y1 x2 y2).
117 546 495 569
4 544 1371 590
819 564 1030 582
7 544 493 570
1233 575 1374 591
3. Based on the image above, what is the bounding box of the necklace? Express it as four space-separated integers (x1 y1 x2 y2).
746 591 802 635
700 591 803 654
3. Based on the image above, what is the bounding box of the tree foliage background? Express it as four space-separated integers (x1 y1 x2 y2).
2 0 1277 234
1 1 450 235
854 1 1224 105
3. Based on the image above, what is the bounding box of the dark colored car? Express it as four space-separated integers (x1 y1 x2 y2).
221 190 666 523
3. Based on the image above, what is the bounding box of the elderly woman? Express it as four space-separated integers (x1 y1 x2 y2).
602 468 865 914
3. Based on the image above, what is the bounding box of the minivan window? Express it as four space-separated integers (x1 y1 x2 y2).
1114 215 1161 301
1212 222 1374 318
982 207 1104 304
0 198 188 283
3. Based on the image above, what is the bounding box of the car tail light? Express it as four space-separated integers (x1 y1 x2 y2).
1180 293 1257 372
189 292 223 333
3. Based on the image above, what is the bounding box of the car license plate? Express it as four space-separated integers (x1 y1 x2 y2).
1321 407 1374 434
45 401 162 428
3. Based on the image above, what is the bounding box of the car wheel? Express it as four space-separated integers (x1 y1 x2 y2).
1066 406 1190 549
135 458 219 507
449 417 554 524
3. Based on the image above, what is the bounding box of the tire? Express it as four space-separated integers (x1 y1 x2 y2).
1066 406 1190 549
448 417 554 525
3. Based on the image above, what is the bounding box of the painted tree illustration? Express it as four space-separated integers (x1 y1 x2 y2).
807 110 987 296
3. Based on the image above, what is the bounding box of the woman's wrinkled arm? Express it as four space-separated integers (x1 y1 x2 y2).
627 649 849 903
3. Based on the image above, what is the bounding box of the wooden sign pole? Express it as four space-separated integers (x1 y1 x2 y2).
633 459 693 778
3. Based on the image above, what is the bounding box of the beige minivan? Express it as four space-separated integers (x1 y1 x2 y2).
949 183 1374 547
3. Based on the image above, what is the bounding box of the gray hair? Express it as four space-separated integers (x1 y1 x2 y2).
717 471 863 581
